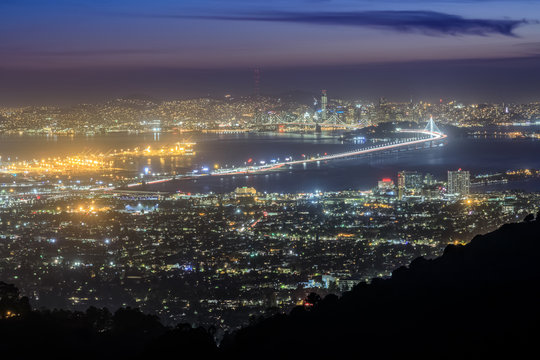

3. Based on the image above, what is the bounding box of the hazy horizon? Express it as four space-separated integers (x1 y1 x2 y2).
1 0 540 106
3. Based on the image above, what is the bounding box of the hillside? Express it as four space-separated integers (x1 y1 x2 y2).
224 213 540 359
1 213 539 358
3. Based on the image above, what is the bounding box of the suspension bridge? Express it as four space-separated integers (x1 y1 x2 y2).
253 110 357 129
121 119 445 189
212 118 446 176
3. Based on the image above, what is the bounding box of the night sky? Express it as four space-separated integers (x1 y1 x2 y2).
1 0 539 105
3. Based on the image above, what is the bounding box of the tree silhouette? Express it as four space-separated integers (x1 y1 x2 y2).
304 292 321 307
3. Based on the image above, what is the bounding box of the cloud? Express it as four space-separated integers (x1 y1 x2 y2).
175 10 529 37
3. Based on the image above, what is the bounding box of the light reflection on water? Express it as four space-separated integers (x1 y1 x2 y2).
1 132 539 193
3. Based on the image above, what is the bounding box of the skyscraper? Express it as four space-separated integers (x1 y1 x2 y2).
398 171 424 191
448 169 470 197
321 90 328 122
424 173 436 186
397 171 424 199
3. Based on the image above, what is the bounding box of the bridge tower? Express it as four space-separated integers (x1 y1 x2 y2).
322 112 347 127
425 116 442 137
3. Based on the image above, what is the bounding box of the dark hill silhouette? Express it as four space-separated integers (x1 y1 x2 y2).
1 213 540 358
0 297 216 358
224 212 540 359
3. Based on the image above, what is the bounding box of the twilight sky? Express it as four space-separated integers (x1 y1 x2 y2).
1 0 540 105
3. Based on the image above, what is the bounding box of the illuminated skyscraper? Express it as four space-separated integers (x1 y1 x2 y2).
448 169 470 196
398 171 423 191
424 173 436 186
346 106 356 124
321 90 328 122
398 170 424 199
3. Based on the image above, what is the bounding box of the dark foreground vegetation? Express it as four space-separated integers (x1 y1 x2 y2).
2 211 540 359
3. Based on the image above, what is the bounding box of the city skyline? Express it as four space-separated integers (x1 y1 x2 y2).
2 1 540 357
1 0 540 105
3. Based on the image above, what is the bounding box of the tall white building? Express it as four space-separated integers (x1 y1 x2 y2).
321 90 328 122
448 169 470 196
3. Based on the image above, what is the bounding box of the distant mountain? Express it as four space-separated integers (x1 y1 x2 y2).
224 212 540 359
